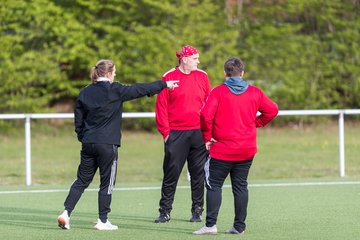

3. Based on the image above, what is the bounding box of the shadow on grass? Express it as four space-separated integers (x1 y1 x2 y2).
0 206 198 234
0 206 100 230
97 214 199 234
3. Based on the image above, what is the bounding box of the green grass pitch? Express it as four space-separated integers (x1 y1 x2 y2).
0 179 359 240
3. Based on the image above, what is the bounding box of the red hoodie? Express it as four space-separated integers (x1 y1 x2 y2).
156 67 211 139
200 84 278 161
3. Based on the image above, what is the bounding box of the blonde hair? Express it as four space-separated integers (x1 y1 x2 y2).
90 59 115 83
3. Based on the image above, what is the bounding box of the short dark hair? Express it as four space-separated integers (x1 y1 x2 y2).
224 58 245 77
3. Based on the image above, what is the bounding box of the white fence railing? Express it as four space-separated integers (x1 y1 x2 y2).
1 109 360 185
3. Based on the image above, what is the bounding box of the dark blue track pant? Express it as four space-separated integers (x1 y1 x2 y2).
159 129 207 214
63 143 118 222
204 157 253 232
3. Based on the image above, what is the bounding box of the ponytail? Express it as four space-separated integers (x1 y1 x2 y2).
90 59 115 83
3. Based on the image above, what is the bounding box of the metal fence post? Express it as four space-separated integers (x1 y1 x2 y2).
338 111 345 177
25 114 32 185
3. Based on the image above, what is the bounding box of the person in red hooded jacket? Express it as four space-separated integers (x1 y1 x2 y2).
154 45 212 223
193 57 278 235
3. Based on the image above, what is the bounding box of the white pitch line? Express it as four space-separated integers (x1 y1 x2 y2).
249 181 360 187
0 181 359 195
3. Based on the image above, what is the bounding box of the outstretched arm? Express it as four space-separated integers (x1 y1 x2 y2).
118 80 178 102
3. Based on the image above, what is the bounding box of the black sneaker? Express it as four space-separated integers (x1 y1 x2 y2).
154 212 171 223
190 209 202 222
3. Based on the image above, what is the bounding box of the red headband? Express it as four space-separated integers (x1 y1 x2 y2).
176 45 198 62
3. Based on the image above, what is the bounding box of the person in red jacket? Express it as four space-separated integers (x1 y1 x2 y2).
193 57 278 235
154 45 212 223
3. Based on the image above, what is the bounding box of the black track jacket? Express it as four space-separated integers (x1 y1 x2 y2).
74 80 167 146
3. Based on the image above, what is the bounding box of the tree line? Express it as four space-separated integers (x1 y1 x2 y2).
0 0 359 115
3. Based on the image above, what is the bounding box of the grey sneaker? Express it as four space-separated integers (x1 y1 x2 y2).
154 212 171 223
193 225 217 235
57 210 70 230
190 207 203 222
190 212 202 222
226 226 245 235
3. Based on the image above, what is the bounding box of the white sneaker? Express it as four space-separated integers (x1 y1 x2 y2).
226 226 245 235
193 225 217 235
57 210 70 230
94 219 118 230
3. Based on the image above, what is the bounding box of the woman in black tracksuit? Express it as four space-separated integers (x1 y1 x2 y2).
57 59 178 230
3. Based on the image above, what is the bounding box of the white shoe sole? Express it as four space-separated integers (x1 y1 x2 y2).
193 232 217 235
94 226 118 230
94 223 118 230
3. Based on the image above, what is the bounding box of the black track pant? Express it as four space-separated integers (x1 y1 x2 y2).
63 143 118 222
204 157 253 232
159 129 207 214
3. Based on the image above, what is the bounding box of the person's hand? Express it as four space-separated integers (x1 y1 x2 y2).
166 80 179 90
205 138 217 150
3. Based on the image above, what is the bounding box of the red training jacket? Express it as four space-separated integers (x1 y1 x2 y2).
200 84 278 161
156 67 211 139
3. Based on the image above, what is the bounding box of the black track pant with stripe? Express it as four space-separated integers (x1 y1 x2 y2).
63 143 118 222
204 157 253 232
159 129 207 214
